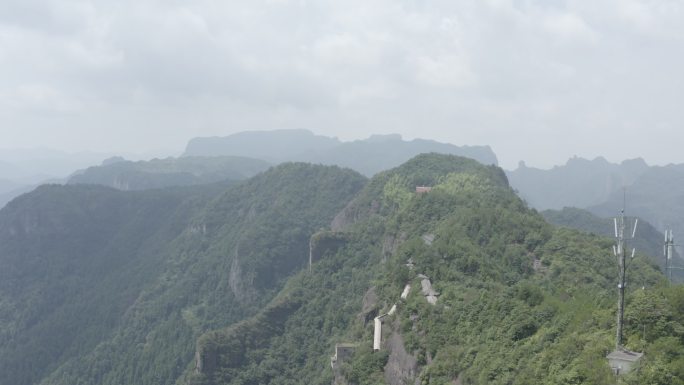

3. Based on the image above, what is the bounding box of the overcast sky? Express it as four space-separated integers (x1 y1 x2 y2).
1 0 683 169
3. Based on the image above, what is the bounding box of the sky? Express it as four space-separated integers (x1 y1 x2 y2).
1 0 683 170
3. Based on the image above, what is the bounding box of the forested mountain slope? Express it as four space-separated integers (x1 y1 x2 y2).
187 154 683 385
0 183 218 385
1 154 682 385
0 163 365 385
542 207 684 283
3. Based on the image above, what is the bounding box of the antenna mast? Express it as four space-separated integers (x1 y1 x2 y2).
613 204 637 350
664 230 675 282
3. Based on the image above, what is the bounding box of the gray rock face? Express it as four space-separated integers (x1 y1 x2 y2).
228 246 256 304
359 287 379 324
382 233 407 261
384 330 419 385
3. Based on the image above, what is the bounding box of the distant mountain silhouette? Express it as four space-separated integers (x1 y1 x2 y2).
183 129 340 162
509 156 684 274
68 156 271 191
588 164 684 252
183 129 498 175
507 157 648 210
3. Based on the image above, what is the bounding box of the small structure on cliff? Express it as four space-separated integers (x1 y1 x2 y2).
607 350 643 375
421 234 435 246
331 343 357 369
331 343 358 385
330 343 358 370
415 186 432 194
418 275 439 305
374 314 386 351
374 303 400 351
400 284 411 299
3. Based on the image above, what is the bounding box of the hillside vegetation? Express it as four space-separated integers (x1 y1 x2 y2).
186 154 683 385
0 163 365 385
0 154 682 385
543 207 684 283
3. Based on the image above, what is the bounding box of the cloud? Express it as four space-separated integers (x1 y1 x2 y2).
542 12 598 43
0 0 683 169
413 53 476 88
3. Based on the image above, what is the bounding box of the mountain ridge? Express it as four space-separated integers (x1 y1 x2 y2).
186 154 682 385
0 154 681 385
183 129 498 175
0 163 366 385
67 156 271 191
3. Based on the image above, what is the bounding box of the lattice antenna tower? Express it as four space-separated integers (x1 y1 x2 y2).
662 230 684 282
664 230 675 282
613 198 638 351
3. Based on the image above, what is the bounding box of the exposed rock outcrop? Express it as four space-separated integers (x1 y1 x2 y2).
384 327 420 385
359 286 379 324
228 245 256 304
382 233 407 261
309 231 349 267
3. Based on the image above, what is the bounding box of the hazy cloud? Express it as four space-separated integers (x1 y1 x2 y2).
1 0 683 168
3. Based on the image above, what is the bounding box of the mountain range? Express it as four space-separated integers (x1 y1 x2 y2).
508 157 684 274
183 129 498 176
507 157 649 211
0 154 681 385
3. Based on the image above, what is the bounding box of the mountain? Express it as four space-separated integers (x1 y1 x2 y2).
183 129 498 175
68 156 271 191
305 134 498 176
507 157 649 210
507 156 684 234
589 164 684 231
542 207 684 282
186 154 681 385
0 163 366 385
0 183 207 385
588 164 684 269
183 129 341 162
508 156 684 274
1 154 681 385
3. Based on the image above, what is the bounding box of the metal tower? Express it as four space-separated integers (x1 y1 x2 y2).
664 230 675 282
613 209 637 350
